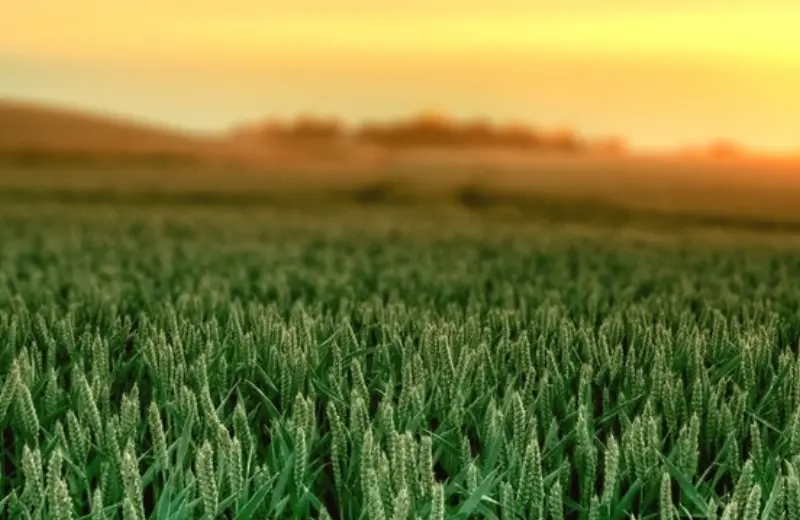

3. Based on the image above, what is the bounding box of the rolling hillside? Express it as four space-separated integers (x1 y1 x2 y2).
0 99 219 157
2 98 800 231
0 98 373 168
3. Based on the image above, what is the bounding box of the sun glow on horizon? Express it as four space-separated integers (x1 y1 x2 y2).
3 1 800 150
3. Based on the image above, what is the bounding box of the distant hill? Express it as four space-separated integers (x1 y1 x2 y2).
0 99 220 160
0 99 370 168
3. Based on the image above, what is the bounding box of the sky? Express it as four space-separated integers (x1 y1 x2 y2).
3 1 800 151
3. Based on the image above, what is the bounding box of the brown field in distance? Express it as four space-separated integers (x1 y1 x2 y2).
2 98 800 231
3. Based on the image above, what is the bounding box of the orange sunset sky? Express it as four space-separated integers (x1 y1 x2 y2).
3 1 800 151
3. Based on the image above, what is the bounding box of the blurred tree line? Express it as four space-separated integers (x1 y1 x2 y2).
233 110 629 155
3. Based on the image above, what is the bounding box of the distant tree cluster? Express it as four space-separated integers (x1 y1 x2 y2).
233 111 629 155
356 112 583 152
233 116 344 141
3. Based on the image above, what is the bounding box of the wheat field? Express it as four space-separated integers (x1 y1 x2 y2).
2 199 800 519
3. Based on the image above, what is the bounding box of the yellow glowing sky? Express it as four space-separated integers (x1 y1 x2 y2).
4 1 800 150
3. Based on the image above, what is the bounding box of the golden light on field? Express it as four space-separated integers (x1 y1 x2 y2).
3 1 800 151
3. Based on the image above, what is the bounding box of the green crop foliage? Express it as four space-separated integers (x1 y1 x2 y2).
1 202 800 519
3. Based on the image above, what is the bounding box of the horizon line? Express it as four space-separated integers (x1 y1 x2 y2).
3 95 798 157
